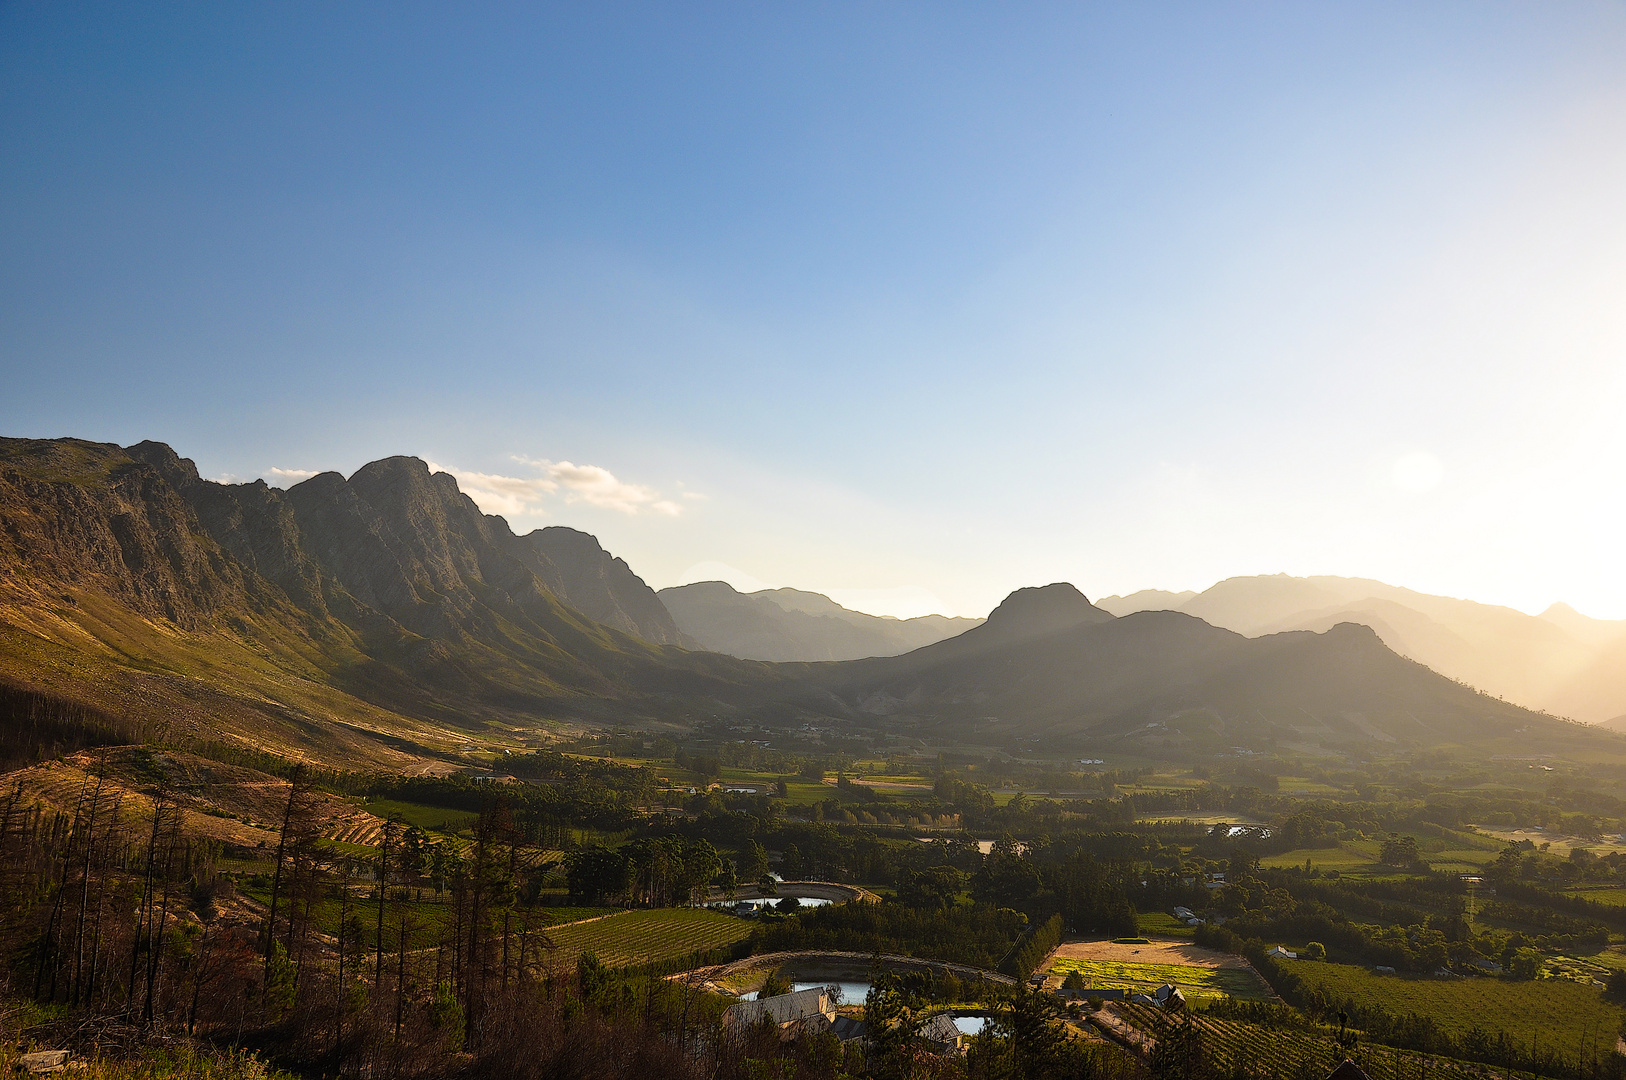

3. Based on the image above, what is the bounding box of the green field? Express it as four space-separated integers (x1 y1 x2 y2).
1564 886 1626 907
542 908 753 972
1135 911 1196 939
1259 843 1380 872
360 797 480 833
1048 957 1272 1001
1112 1004 1497 1080
1293 961 1626 1061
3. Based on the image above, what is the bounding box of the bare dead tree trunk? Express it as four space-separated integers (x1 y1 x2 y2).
85 793 124 1006
375 818 394 993
144 806 180 1024
129 794 164 1015
264 764 304 975
70 764 108 1006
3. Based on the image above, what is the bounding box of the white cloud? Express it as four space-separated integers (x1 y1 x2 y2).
429 457 682 518
266 467 319 487
427 461 556 517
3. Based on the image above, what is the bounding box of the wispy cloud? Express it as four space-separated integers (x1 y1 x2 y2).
430 457 682 518
266 467 319 487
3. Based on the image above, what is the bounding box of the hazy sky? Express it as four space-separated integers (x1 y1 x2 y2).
4 3 1626 619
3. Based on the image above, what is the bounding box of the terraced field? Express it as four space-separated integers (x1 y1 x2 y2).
542 908 752 973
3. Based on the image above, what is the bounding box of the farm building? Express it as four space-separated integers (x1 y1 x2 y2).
724 988 835 1036
830 1015 868 1044
917 1013 964 1054
1152 983 1186 1009
1267 946 1298 960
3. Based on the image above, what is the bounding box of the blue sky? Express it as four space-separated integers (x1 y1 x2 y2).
4 3 1626 618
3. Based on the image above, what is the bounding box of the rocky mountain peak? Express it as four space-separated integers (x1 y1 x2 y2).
981 582 1113 639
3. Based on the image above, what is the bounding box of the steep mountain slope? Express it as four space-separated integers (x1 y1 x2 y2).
521 527 688 646
1098 574 1626 722
801 584 1618 763
0 437 772 766
659 580 981 661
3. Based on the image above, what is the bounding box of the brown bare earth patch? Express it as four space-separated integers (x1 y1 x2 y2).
1046 937 1255 969
0 747 381 849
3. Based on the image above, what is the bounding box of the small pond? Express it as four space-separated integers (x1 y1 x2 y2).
740 980 871 1003
953 1015 991 1036
709 896 833 912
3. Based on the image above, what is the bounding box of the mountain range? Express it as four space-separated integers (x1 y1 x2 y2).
1100 575 1626 724
658 580 981 661
0 437 770 766
786 583 1613 762
2 435 1619 771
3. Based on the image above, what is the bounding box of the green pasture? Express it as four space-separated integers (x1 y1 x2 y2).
1277 777 1344 794
1047 957 1272 1002
1564 887 1626 907
1136 911 1196 939
1259 843 1379 872
360 798 479 833
1293 961 1626 1061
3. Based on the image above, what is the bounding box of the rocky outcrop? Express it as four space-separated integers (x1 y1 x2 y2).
0 438 263 627
521 526 687 646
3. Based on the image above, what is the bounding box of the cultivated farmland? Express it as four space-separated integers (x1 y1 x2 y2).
1102 1004 1523 1080
1051 957 1270 1001
1046 938 1272 1001
1293 961 1626 1064
542 909 752 972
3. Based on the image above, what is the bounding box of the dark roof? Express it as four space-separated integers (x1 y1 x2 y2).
831 1015 868 1043
1326 1062 1372 1080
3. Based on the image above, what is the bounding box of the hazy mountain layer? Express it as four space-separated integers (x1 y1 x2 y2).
1099 574 1626 722
658 580 982 661
803 584 1615 762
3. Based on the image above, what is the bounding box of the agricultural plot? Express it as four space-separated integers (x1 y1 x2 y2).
1132 813 1267 826
1109 1003 1340 1076
1477 829 1626 858
1259 844 1378 872
542 908 752 973
359 797 480 833
1563 886 1626 907
1051 958 1270 1002
1292 961 1626 1063
1135 912 1196 939
1105 1004 1520 1080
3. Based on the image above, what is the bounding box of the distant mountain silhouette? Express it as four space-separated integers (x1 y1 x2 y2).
1099 574 1626 722
804 585 1612 760
658 580 980 661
